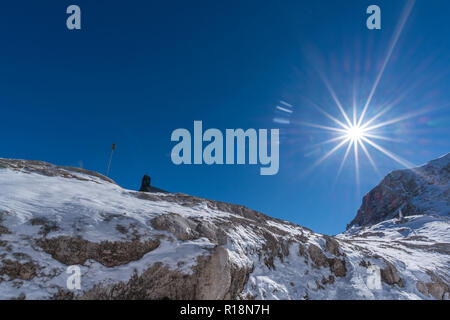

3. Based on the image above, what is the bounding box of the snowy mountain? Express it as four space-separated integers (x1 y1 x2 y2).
348 153 450 228
0 157 448 300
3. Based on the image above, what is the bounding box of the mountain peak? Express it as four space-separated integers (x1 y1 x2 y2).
348 153 450 229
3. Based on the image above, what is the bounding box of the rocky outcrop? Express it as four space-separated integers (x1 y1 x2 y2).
308 244 328 268
416 275 449 300
0 158 116 184
324 236 342 256
348 153 450 228
329 258 347 277
150 213 227 244
36 236 160 267
380 261 403 287
151 213 199 241
0 259 40 281
54 247 251 300
306 244 347 277
0 213 11 236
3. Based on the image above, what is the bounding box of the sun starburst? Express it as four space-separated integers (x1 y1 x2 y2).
300 100 421 192
345 125 366 142
297 0 423 190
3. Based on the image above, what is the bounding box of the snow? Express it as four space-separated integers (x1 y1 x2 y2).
0 168 221 298
0 159 448 300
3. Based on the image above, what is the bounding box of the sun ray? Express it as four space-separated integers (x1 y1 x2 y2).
312 135 349 147
354 138 360 193
319 74 353 127
336 139 354 180
352 85 357 127
363 133 403 142
360 136 415 169
358 0 416 127
312 105 350 130
306 137 351 174
358 138 381 177
299 122 348 134
361 76 424 129
362 108 428 131
298 95 350 130
360 104 393 129
315 137 351 166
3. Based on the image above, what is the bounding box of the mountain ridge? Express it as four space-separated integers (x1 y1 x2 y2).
0 156 448 300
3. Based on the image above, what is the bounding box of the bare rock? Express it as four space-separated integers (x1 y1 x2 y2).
329 258 347 277
30 217 59 236
0 224 10 236
72 246 251 300
359 260 369 268
423 273 449 300
0 158 115 184
150 213 199 241
194 220 227 245
36 236 160 267
0 259 40 281
0 213 11 235
347 154 450 228
196 247 237 299
416 281 429 296
260 231 292 269
324 236 341 256
426 281 448 300
321 275 335 285
308 244 328 268
380 261 403 287
298 243 306 257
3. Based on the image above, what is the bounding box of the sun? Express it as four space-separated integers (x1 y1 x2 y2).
270 0 430 191
346 125 365 141
296 94 421 190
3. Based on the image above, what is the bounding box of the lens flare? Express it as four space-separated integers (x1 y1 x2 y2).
298 0 421 190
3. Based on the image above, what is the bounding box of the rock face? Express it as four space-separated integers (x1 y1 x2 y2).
36 236 161 267
348 153 450 228
71 247 251 300
380 261 403 287
0 157 448 300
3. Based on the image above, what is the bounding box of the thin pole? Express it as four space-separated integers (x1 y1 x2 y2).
105 143 116 177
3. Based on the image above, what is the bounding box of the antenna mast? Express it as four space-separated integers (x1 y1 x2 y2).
105 143 116 177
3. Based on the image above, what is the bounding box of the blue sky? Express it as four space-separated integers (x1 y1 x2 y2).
1 0 449 235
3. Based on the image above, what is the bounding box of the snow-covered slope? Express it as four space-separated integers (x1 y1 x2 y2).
0 158 448 300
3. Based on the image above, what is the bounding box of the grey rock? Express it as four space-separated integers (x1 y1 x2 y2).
150 213 199 241
380 261 403 287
